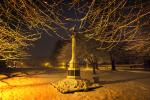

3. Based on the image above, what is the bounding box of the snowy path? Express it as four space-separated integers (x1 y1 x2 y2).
0 69 150 100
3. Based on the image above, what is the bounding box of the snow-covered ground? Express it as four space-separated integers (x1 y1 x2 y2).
0 68 150 100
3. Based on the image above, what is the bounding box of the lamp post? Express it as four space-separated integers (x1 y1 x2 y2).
67 31 80 79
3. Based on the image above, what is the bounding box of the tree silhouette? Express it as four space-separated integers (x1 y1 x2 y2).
1 0 149 48
0 0 150 67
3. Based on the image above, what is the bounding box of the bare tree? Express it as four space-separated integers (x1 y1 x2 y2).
82 0 149 50
1 0 149 66
0 25 39 61
1 0 149 48
56 36 101 68
125 34 150 56
0 0 42 60
124 32 150 68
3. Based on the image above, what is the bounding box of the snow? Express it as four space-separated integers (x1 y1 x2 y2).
0 68 150 100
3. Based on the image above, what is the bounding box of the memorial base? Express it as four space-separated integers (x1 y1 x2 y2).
51 78 101 93
67 67 80 79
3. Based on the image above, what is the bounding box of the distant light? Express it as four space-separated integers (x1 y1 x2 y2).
43 62 52 68
21 62 24 65
44 1 48 4
44 62 49 67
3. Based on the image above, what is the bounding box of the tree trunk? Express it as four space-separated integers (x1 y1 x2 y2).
93 64 96 74
109 51 116 71
143 56 150 70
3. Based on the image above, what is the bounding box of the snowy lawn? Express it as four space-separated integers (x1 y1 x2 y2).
0 68 150 100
